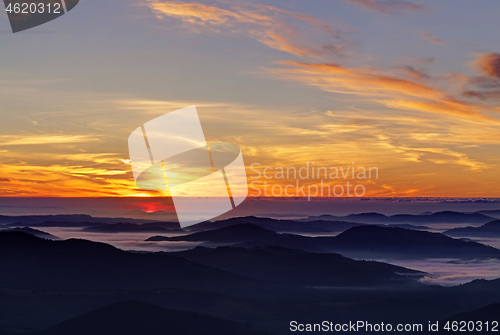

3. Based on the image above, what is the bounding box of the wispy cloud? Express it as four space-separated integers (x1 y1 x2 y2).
144 0 349 58
392 145 489 171
2 1 499 198
263 60 500 122
396 65 430 81
418 32 444 45
0 134 99 146
347 0 427 15
265 61 441 98
0 157 148 197
473 52 500 79
461 53 500 101
384 99 494 122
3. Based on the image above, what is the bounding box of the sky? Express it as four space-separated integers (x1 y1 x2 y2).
1 0 500 198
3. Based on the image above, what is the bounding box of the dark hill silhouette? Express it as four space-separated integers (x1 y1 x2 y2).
317 225 500 259
83 222 180 233
0 214 95 225
300 213 389 223
148 224 500 259
476 210 500 218
189 216 429 233
0 214 158 227
172 246 424 287
0 232 262 293
453 278 500 290
1 231 500 335
33 300 264 335
406 211 493 224
302 211 494 225
444 220 500 237
0 227 59 240
342 212 389 222
147 224 324 252
189 216 363 233
148 224 277 243
5 220 109 228
382 223 431 230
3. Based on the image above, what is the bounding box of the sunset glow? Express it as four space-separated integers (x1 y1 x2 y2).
1 0 499 197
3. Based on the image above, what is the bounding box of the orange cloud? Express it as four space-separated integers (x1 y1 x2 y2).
461 53 500 102
0 162 163 197
264 61 500 122
0 134 98 146
145 1 347 58
384 99 497 122
474 52 500 79
147 2 265 25
266 61 442 100
249 29 320 58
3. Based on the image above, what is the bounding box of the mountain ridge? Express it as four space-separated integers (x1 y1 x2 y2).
147 223 500 259
444 220 500 237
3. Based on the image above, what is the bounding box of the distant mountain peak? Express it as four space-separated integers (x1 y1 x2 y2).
0 226 60 240
484 219 500 227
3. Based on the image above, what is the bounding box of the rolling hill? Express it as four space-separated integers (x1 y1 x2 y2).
82 222 180 233
147 224 324 252
188 216 364 233
0 214 157 226
0 231 262 294
0 227 59 240
147 224 500 259
318 225 500 259
172 245 424 286
444 220 500 237
33 300 265 335
301 211 494 225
